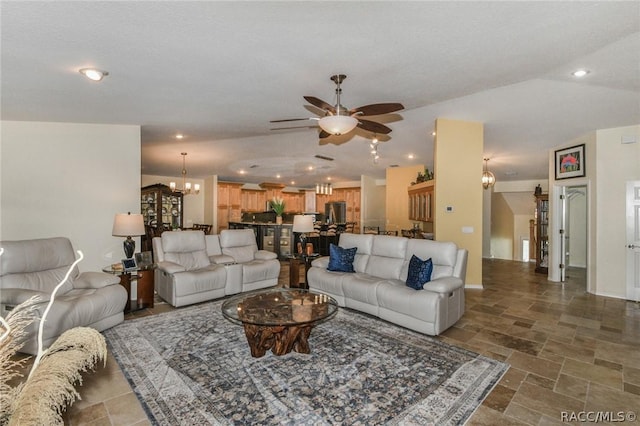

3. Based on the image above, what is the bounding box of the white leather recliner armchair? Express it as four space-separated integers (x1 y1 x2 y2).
218 229 280 292
153 230 229 307
0 237 127 354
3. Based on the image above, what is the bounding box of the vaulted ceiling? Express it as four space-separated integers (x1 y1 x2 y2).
2 1 638 188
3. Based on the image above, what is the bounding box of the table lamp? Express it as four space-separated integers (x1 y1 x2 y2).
112 212 145 259
292 215 315 254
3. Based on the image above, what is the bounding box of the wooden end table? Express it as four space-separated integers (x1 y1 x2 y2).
102 265 155 313
288 253 320 289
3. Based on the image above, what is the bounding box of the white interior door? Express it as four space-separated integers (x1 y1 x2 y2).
626 181 640 301
559 187 567 282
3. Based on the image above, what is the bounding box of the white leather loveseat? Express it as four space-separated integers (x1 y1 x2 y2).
153 229 280 307
0 237 128 354
307 233 468 335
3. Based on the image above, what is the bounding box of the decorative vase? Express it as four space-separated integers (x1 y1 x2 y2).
276 216 283 225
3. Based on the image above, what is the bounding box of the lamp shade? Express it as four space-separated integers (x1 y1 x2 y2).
318 115 358 135
292 215 315 233
112 213 145 237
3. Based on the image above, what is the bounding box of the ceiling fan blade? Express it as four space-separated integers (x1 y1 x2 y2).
271 125 318 130
350 102 404 116
319 130 332 139
357 119 392 134
270 118 312 123
304 96 336 114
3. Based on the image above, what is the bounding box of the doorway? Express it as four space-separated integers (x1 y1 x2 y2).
561 185 587 284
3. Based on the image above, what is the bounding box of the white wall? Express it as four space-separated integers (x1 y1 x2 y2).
141 174 205 228
594 125 640 298
1 121 141 272
360 175 386 231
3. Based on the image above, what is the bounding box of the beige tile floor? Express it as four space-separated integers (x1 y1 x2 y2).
56 259 639 425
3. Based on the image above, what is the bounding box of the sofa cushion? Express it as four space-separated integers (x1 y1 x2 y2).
0 237 80 294
338 233 373 272
405 255 433 290
223 246 256 264
205 235 223 256
328 244 357 272
162 231 210 271
406 239 458 280
365 235 407 280
164 251 210 271
219 229 258 263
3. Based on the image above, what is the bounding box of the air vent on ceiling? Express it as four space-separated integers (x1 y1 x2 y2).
314 155 334 161
249 164 259 168
389 164 399 168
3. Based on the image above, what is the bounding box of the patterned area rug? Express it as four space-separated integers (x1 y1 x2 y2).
105 299 508 425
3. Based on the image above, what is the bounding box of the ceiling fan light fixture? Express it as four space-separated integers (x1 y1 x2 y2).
318 115 358 136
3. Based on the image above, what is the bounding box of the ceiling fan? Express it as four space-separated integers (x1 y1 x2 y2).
270 74 404 139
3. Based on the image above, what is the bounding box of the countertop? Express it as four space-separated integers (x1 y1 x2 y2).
229 221 293 226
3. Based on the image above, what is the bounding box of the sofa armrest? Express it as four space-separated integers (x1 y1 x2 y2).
255 250 278 261
311 256 330 269
209 254 237 264
423 277 464 294
156 261 187 274
74 272 120 289
1 288 51 306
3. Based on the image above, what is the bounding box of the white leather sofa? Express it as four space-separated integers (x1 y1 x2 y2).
153 229 279 307
307 233 468 335
0 237 127 354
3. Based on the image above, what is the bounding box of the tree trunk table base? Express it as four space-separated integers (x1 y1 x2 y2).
221 289 338 359
242 323 313 357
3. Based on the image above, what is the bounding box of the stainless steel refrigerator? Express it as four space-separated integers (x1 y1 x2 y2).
325 202 346 224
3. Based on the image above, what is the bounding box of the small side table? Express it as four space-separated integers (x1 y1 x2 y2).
102 265 155 312
288 253 320 289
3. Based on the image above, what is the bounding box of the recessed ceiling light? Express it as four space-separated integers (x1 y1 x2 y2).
238 170 246 175
276 174 281 179
175 134 184 140
408 154 415 159
290 180 295 185
78 68 109 81
307 166 314 171
572 69 590 78
431 131 436 136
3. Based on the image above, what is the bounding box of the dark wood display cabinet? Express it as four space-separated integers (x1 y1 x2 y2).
141 183 183 251
534 193 549 274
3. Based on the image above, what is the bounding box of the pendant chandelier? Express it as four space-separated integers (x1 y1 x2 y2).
170 152 200 195
482 158 496 189
316 182 332 195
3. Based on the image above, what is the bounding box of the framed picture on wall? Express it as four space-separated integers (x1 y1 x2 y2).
555 144 585 180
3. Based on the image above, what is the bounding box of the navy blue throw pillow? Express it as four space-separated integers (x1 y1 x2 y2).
406 254 433 290
327 244 357 272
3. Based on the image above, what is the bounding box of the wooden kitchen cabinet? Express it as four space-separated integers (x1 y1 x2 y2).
217 182 243 233
408 180 434 222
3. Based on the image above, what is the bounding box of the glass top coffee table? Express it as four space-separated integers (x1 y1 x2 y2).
222 288 338 358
